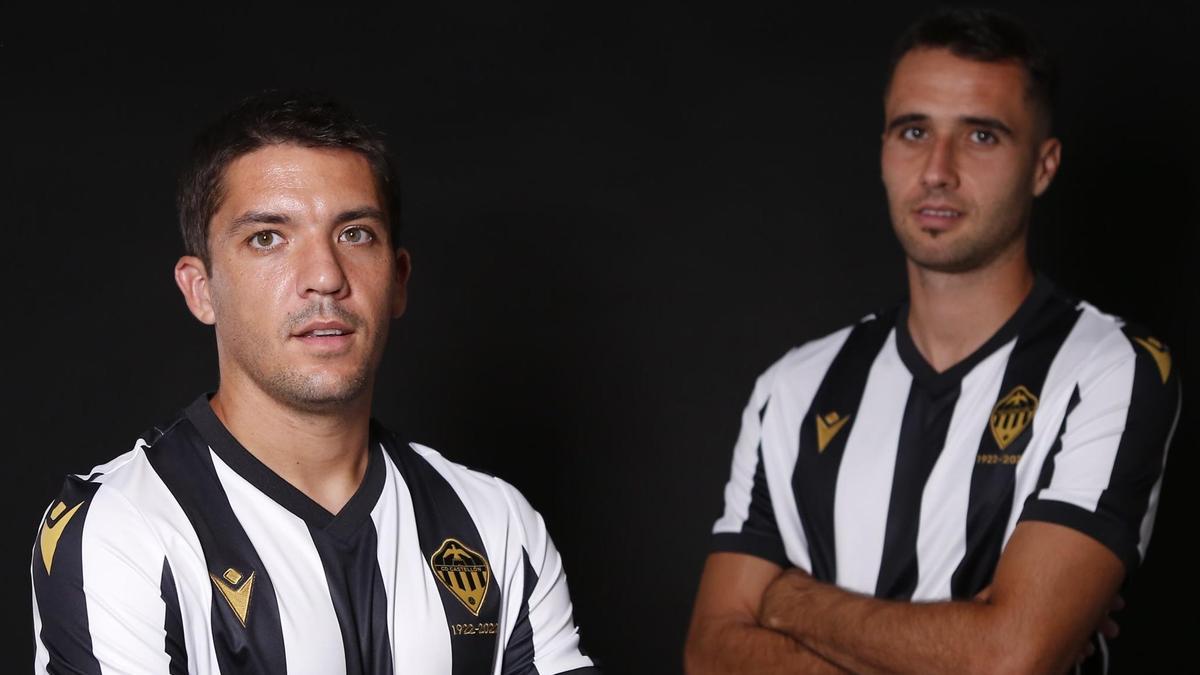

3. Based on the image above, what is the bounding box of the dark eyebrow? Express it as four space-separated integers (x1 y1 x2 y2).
885 113 928 133
230 210 290 230
961 116 1014 138
334 207 386 226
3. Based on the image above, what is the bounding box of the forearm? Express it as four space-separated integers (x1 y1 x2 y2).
685 616 851 675
764 580 1011 674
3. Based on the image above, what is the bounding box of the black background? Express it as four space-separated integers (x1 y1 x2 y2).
3 2 1196 672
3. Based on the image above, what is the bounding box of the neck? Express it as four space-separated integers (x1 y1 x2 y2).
208 376 372 515
906 244 1034 373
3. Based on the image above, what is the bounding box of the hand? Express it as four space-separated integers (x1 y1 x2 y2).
758 567 817 632
1074 594 1123 666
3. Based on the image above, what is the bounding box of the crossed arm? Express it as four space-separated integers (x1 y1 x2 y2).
685 520 1124 674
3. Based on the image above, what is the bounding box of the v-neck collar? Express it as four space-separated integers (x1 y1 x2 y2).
894 274 1053 393
185 394 385 539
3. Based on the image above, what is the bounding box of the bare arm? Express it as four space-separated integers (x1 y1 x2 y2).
684 552 851 675
758 521 1125 674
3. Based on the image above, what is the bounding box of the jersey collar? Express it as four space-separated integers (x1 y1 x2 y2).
184 394 385 539
894 273 1055 393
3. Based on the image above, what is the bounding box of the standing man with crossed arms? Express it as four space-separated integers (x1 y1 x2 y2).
686 9 1179 674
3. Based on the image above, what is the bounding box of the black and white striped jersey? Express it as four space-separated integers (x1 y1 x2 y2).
32 395 598 675
712 276 1180 601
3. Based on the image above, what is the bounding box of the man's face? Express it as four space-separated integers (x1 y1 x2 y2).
184 143 408 412
881 47 1059 274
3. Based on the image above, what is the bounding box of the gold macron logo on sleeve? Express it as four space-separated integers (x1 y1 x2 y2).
1133 337 1171 383
816 412 852 453
210 567 256 627
40 500 85 575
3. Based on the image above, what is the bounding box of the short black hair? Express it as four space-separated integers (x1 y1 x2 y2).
887 8 1058 132
177 91 400 268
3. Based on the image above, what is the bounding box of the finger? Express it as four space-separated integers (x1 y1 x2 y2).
1100 617 1120 639
1111 594 1126 612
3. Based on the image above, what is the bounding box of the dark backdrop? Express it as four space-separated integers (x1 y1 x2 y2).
3 2 1196 672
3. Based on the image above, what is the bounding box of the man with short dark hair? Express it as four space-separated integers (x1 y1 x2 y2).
685 9 1178 674
31 92 599 674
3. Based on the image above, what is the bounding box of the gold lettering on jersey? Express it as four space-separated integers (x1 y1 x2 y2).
1133 337 1171 383
989 385 1039 450
815 411 851 453
451 622 499 636
40 500 85 574
429 538 491 616
210 568 255 627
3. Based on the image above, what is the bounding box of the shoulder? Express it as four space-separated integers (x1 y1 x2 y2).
754 310 895 395
34 410 197 545
394 440 552 545
411 443 541 517
1068 300 1178 390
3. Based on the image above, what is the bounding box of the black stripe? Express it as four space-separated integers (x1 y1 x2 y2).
381 427 502 674
874 380 959 599
950 302 1082 598
792 313 896 582
501 548 541 675
307 515 394 675
160 558 189 675
1095 329 1181 570
147 408 289 674
1022 330 1180 573
711 400 788 565
1030 386 1081 495
33 477 102 675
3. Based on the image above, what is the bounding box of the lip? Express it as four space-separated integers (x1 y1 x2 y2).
290 320 356 351
912 203 965 231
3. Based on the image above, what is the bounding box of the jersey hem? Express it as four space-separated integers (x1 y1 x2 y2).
711 532 789 567
1019 499 1139 572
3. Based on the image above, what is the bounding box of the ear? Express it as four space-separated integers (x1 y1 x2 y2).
390 247 412 318
174 255 216 325
1031 136 1062 197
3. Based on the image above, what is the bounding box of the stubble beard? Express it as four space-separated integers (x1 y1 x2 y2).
892 200 1029 275
216 299 385 414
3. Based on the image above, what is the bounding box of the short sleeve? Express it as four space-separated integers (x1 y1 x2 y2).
1019 330 1180 572
32 476 178 674
710 372 789 566
498 484 600 675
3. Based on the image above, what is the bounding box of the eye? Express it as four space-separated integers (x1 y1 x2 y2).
248 230 284 250
339 226 375 244
900 127 926 141
970 129 998 144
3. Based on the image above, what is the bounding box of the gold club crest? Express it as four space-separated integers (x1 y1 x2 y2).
429 538 491 616
989 385 1038 450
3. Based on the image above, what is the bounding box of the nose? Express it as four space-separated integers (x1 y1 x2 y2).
295 236 349 299
921 137 959 190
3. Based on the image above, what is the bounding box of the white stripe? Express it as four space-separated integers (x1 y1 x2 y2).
759 327 854 571
80 486 172 674
913 338 1016 600
497 481 595 673
210 451 346 675
1003 310 1091 543
32 511 50 673
374 448 454 671
834 330 909 594
1038 328 1136 512
103 442 219 674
